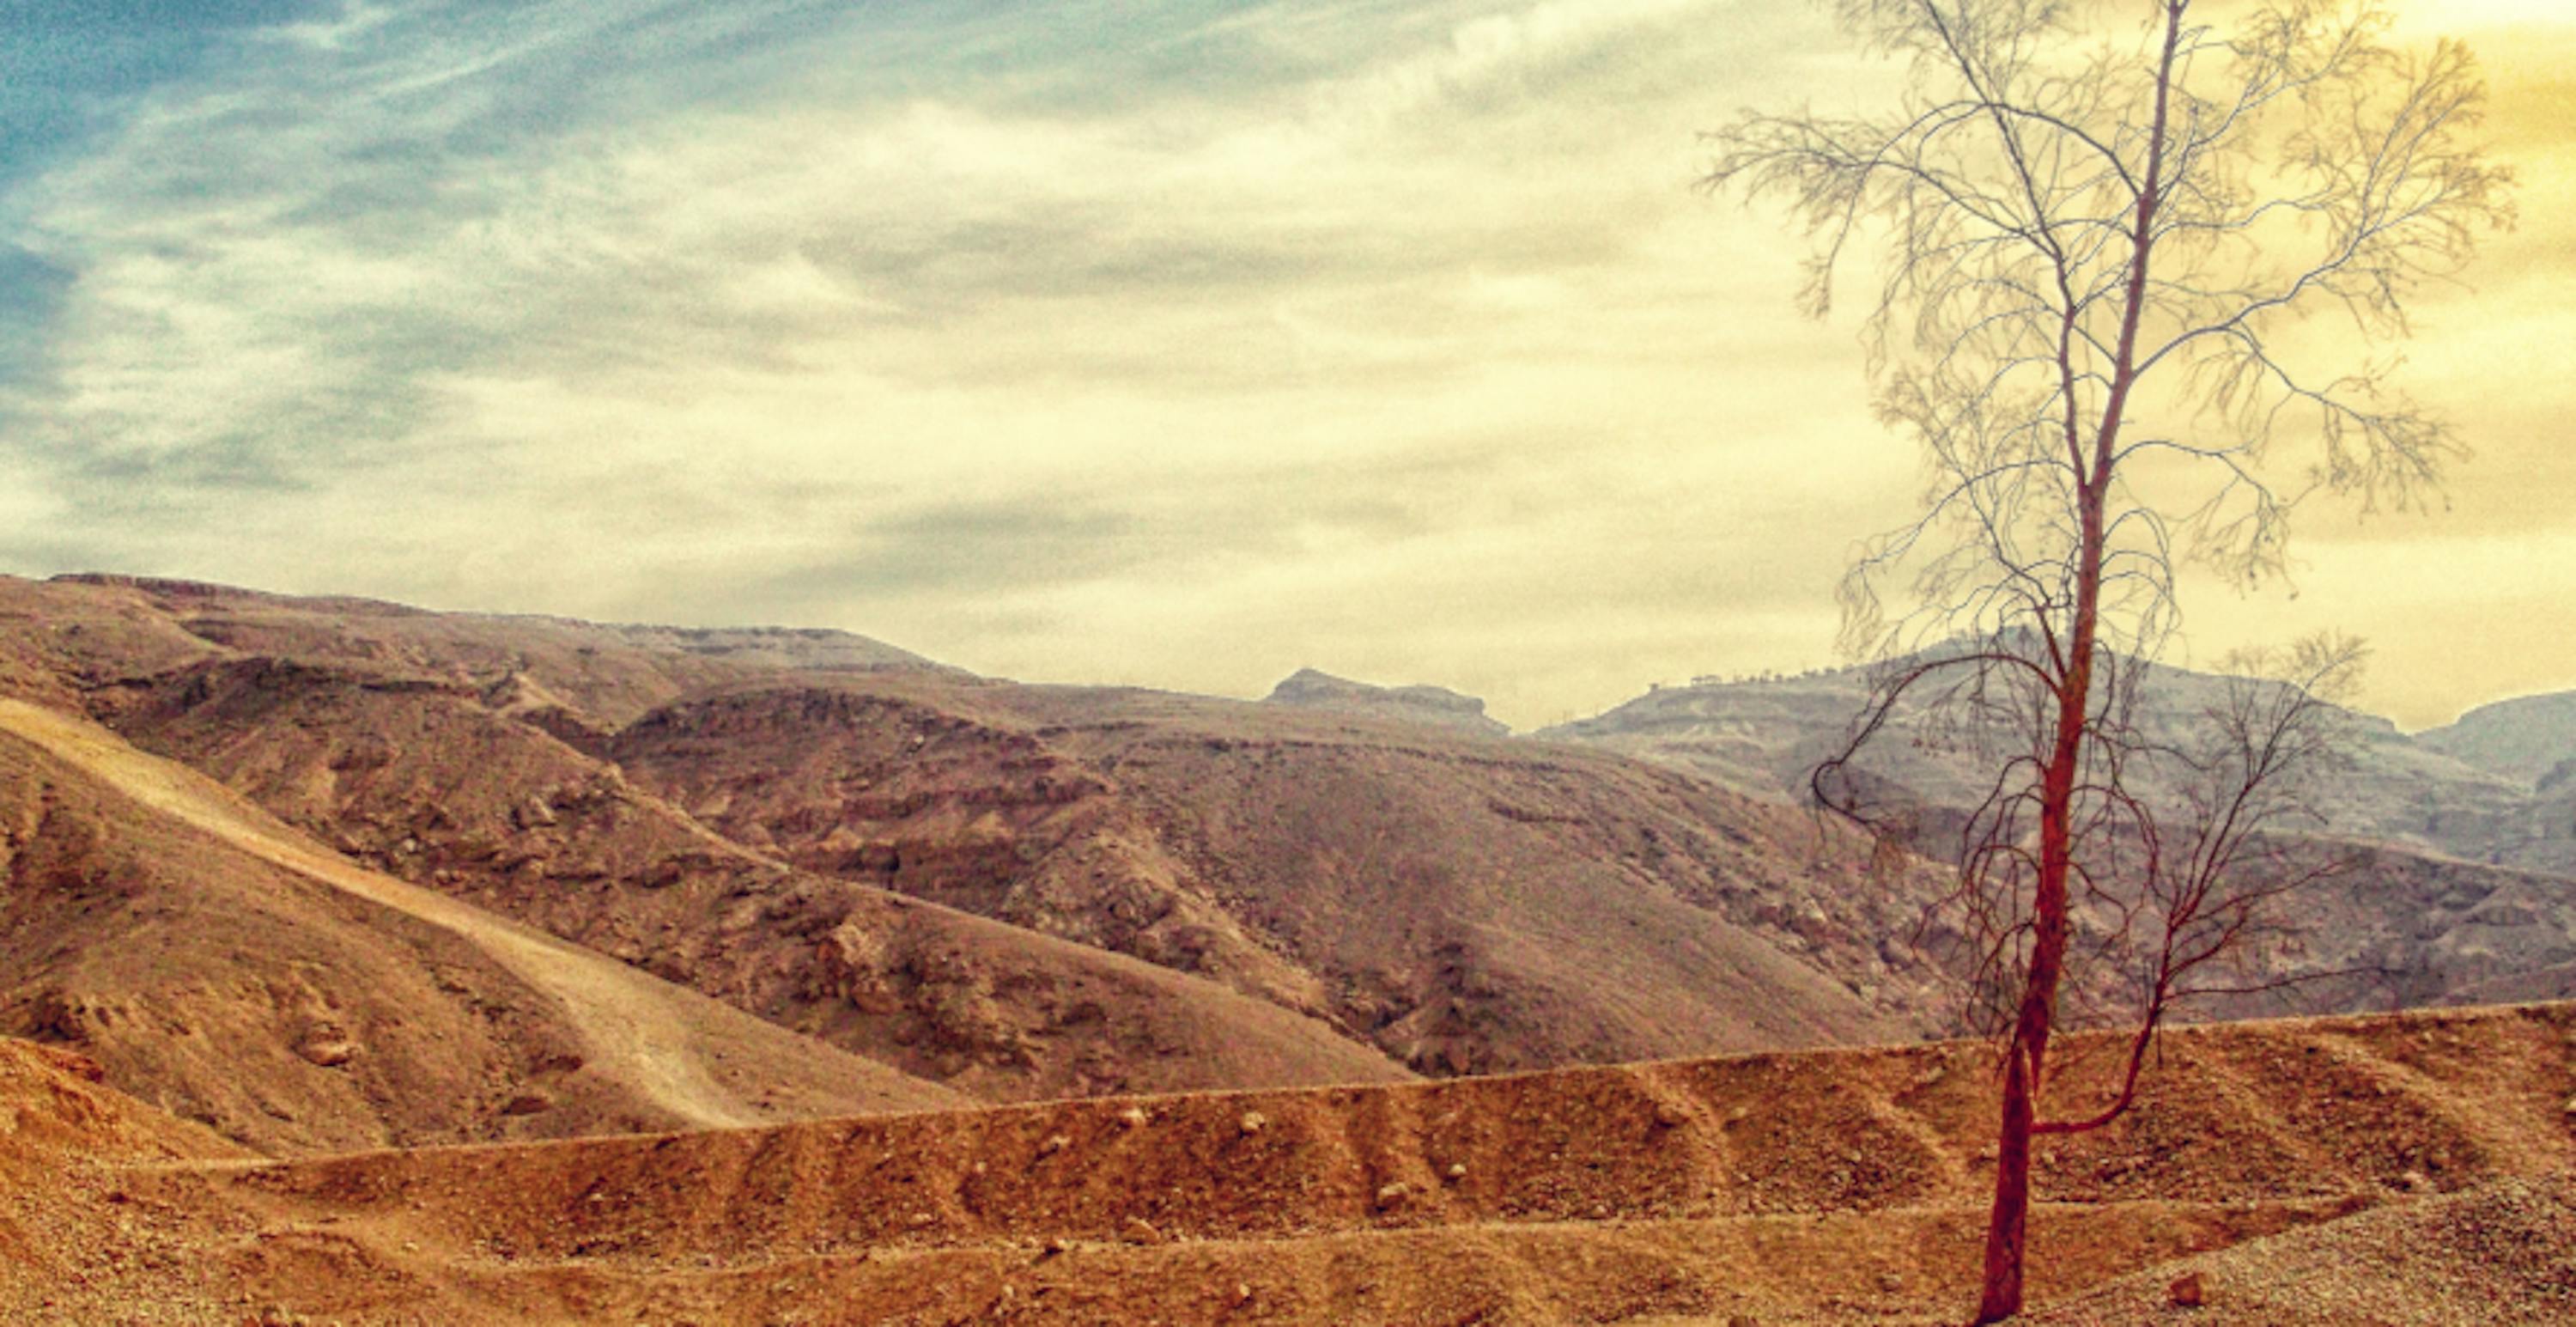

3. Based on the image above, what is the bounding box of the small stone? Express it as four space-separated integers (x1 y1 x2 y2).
2399 1170 2433 1193
1654 1101 1690 1129
907 1211 934 1228
1444 1162 1468 1182
2561 1095 2576 1117
1374 1182 1409 1209
1042 1236 1072 1257
1119 1216 1162 1245
1877 1271 1903 1293
1234 1283 1254 1304
1238 1111 1267 1136
1118 1105 1150 1129
2167 1271 2206 1308
1039 1133 1072 1157
499 1093 551 1117
295 1032 356 1068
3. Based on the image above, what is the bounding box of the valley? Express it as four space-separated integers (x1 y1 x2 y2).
4 573 2574 1322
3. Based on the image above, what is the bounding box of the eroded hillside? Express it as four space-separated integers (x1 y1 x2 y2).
0 699 967 1154
0 574 1952 1113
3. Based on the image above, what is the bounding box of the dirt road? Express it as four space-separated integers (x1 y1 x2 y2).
0 698 775 1129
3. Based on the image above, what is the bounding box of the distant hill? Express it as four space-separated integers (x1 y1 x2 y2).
1540 654 2576 1018
1262 666 1510 736
1541 654 2575 873
2416 690 2576 790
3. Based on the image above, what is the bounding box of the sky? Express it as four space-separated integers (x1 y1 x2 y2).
0 0 2566 731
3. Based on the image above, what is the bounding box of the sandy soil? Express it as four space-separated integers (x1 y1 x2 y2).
6 1001 2571 1324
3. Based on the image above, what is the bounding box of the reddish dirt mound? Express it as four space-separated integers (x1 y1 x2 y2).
2031 1172 2576 1324
13 1002 2566 1324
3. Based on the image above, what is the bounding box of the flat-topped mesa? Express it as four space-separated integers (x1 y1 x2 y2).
1263 667 1509 737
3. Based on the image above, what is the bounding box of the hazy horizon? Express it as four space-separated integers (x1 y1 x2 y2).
3 0 2567 731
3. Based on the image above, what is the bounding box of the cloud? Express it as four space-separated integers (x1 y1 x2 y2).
0 0 2562 728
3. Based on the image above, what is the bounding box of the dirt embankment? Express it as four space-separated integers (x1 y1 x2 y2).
9 1001 2567 1325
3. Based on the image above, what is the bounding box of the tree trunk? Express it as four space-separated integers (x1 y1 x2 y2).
1974 659 2083 1322
1971 9 2186 1318
1976 1031 2039 1321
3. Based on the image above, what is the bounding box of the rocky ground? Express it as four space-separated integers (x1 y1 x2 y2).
6 1001 2573 1324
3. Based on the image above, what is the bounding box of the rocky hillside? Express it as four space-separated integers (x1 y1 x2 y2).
1543 657 2576 1012
608 674 1947 1075
87 656 1412 1108
1540 657 2551 865
2417 691 2576 787
0 573 1941 1129
0 699 968 1155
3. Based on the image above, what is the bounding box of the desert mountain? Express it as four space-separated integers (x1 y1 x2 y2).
1262 667 1510 736
605 673 1944 1074
8 574 2576 1322
15 569 2576 1157
1544 657 2576 1014
2416 690 2576 786
83 655 1413 1108
1540 655 2552 863
0 573 1938 1133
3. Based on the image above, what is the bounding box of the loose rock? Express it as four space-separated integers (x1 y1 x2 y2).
294 1029 356 1068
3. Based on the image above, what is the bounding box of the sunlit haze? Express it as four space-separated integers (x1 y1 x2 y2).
0 0 2564 729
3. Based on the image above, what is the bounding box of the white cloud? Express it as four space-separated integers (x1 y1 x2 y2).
0 0 2562 727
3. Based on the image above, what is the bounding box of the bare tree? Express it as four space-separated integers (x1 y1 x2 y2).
1700 1 2511 1319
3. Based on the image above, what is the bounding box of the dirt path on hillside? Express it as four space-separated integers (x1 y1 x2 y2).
0 699 766 1130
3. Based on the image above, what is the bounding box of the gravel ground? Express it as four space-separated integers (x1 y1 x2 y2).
2031 1172 2576 1324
